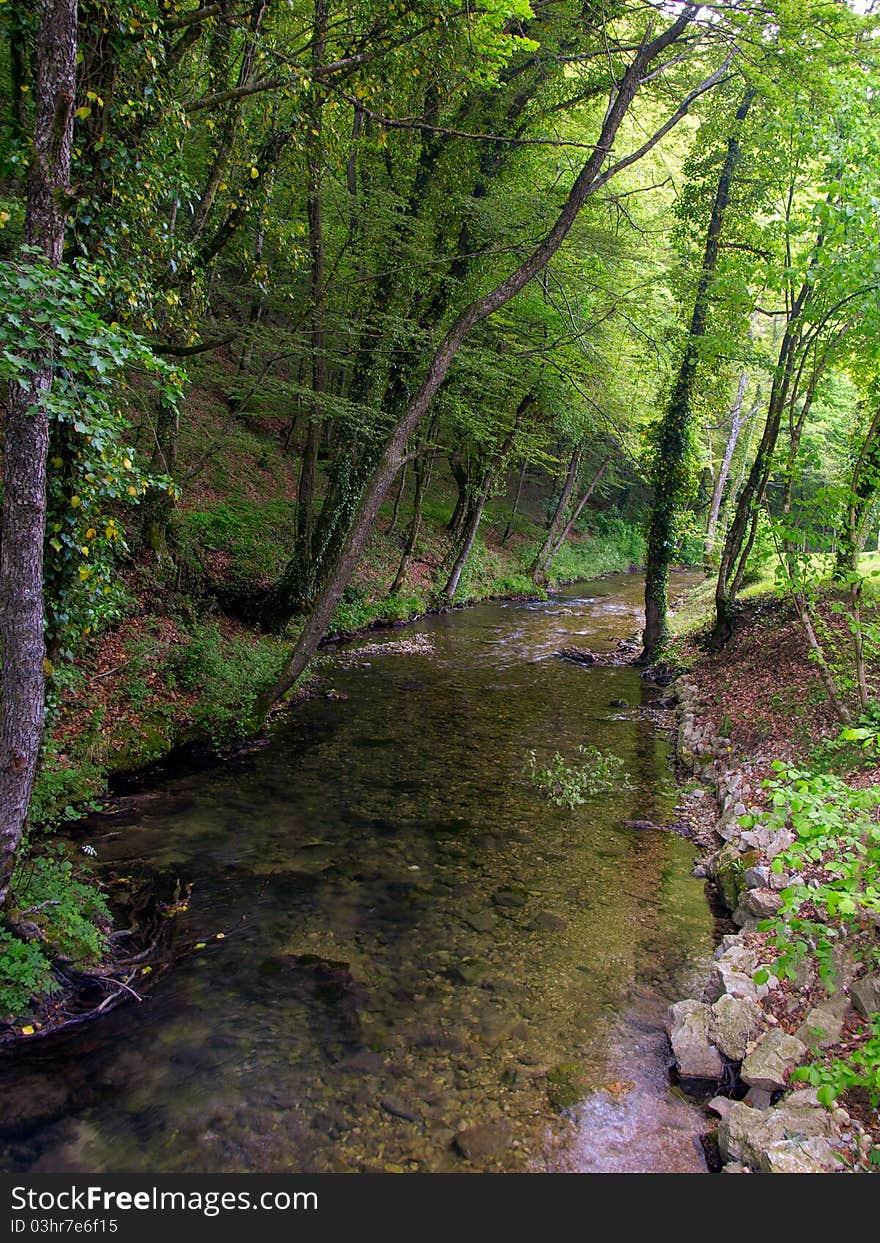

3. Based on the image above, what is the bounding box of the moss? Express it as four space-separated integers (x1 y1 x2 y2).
546 1061 586 1112
714 842 760 911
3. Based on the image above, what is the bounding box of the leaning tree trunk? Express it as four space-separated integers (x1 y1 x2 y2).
0 0 77 910
641 88 754 662
257 16 721 711
711 308 807 645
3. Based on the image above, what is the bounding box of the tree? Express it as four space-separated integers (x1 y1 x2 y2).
0 0 77 908
641 85 755 661
258 6 729 709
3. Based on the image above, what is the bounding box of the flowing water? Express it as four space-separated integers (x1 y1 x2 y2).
0 572 715 1174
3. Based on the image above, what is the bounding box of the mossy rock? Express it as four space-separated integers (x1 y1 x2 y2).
714 843 760 912
546 1061 586 1112
107 715 176 775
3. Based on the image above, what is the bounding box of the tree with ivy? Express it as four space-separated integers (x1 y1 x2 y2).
0 0 78 911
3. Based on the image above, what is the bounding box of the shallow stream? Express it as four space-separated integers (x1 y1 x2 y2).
0 572 715 1173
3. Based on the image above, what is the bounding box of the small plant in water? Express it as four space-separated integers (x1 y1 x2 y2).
526 745 630 809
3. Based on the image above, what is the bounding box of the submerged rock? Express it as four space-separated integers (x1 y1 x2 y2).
492 887 527 909
452 1121 511 1160
546 1061 587 1111
380 1097 420 1124
527 911 567 933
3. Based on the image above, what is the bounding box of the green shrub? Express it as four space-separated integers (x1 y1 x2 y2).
792 1017 880 1108
0 933 57 1018
176 499 295 589
12 850 111 963
168 623 285 741
547 515 645 583
743 763 880 990
1 847 112 1019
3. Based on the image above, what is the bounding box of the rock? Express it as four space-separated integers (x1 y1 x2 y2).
462 910 497 934
380 1097 420 1124
546 1062 586 1111
708 1096 733 1119
739 888 782 919
713 841 755 911
527 911 567 933
850 972 880 1019
667 1000 724 1081
709 995 764 1061
449 959 485 985
743 1088 773 1110
492 887 527 909
559 647 596 664
740 1029 807 1092
722 1161 749 1174
452 1121 511 1160
796 1006 845 1051
711 965 759 1002
718 1100 839 1168
758 1136 842 1174
339 1051 386 1074
784 1088 824 1109
743 865 770 890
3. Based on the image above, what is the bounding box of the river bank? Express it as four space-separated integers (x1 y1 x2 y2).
665 595 880 1173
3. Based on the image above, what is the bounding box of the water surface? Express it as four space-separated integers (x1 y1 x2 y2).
0 572 713 1173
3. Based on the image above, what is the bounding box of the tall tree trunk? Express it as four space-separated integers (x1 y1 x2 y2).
705 371 749 562
257 17 722 709
531 446 581 583
502 457 528 545
289 0 328 609
711 302 809 644
641 88 754 661
447 453 470 536
388 461 407 535
390 445 435 595
836 388 880 578
0 0 76 910
546 455 612 566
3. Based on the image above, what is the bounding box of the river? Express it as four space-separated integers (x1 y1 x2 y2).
0 571 715 1174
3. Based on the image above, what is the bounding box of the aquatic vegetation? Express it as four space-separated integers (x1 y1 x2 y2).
526 745 631 810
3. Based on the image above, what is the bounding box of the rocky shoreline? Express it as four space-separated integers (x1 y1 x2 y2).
666 675 878 1174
